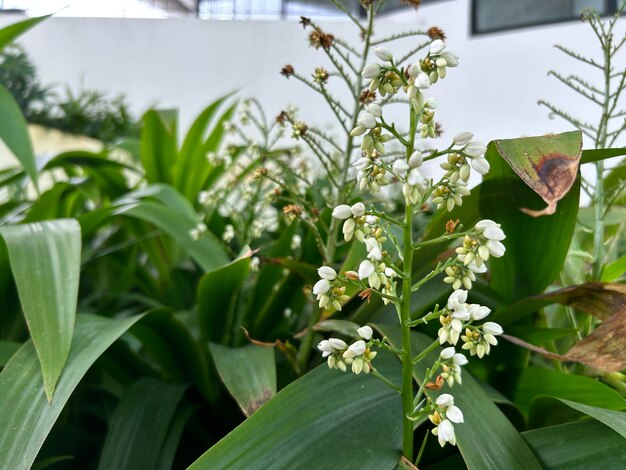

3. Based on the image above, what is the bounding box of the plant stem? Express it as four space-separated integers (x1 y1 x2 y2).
400 107 418 462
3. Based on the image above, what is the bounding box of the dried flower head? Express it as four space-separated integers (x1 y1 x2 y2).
401 0 421 9
292 121 308 139
281 64 294 78
253 167 269 179
358 288 373 302
309 31 334 50
283 204 303 218
275 111 288 126
446 219 460 234
435 122 444 137
427 26 446 40
299 16 311 28
313 67 330 84
359 89 377 104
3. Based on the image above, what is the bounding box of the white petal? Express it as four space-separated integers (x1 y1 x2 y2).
471 156 490 175
332 205 352 219
358 112 377 129
440 347 455 360
486 240 506 257
348 340 366 356
312 279 331 295
351 202 366 217
362 63 381 79
317 266 337 281
483 226 505 241
436 393 454 407
446 405 464 423
483 322 503 336
475 219 498 230
464 141 487 157
453 132 473 146
452 353 468 366
357 325 373 340
317 340 333 352
447 289 468 309
329 338 348 350
437 419 455 443
429 39 446 55
374 46 393 61
358 260 376 280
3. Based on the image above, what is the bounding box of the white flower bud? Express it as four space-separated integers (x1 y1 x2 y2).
358 259 376 280
484 226 506 241
429 39 446 55
329 338 348 350
409 151 423 168
471 156 490 175
313 279 331 295
357 325 373 340
358 112 377 129
362 63 381 79
446 405 464 423
435 419 455 447
464 141 487 157
469 304 491 321
351 202 366 217
350 125 367 137
436 393 454 407
486 240 506 257
343 340 366 358
452 353 468 366
318 340 333 354
441 51 459 67
365 215 378 225
367 103 383 117
332 204 352 219
425 98 438 109
392 158 410 176
415 72 431 90
483 322 503 336
475 219 498 230
408 63 420 77
440 347 456 360
407 84 417 102
447 289 468 310
318 266 337 281
453 132 473 146
374 47 393 62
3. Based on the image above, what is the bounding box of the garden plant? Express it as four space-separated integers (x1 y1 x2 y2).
0 2 625 469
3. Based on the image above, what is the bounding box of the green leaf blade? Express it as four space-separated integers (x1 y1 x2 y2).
0 219 81 401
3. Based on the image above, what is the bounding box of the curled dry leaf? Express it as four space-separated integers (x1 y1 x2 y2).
493 130 582 217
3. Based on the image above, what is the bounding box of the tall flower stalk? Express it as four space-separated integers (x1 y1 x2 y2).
314 32 506 464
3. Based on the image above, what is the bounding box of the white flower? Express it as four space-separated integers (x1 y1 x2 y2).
468 304 491 321
313 279 331 295
486 240 506 257
438 317 463 345
429 39 446 55
440 347 456 360
357 325 373 340
222 224 235 243
451 304 471 321
350 125 367 137
351 202 366 217
441 51 459 67
332 205 352 219
358 260 376 280
425 98 438 109
464 141 487 158
358 112 377 129
408 151 423 168
317 266 337 281
291 234 302 250
374 46 393 62
317 340 333 357
471 156 490 175
392 158 409 176
365 215 378 225
483 225 506 241
447 290 468 310
415 72 431 89
343 340 366 358
446 405 464 423
436 393 455 407
433 419 456 447
329 338 348 350
483 322 503 336
475 219 498 230
452 353 468 366
362 63 381 79
453 132 473 146
367 103 383 117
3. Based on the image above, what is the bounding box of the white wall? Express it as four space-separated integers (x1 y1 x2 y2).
1 0 624 149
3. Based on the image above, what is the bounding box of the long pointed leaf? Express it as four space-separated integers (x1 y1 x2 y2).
0 219 81 401
0 16 48 51
0 314 143 470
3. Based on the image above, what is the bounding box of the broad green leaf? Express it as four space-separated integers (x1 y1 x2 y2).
188 353 402 469
376 325 542 470
197 256 250 342
0 314 143 470
115 200 228 272
522 420 626 469
602 254 626 281
140 110 177 184
0 341 20 367
97 378 187 470
513 368 626 416
0 83 37 188
580 147 626 164
557 399 626 438
130 309 215 402
175 94 235 201
0 16 48 51
313 319 361 338
157 403 195 470
0 219 81 401
209 343 276 416
481 139 580 302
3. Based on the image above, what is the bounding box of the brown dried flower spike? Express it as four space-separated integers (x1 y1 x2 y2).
427 26 446 40
281 64 294 78
445 219 460 234
309 30 334 50
360 90 377 104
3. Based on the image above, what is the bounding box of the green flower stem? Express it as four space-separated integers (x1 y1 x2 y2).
400 107 418 462
410 259 454 292
412 339 440 364
412 230 470 249
415 431 429 467
371 368 402 393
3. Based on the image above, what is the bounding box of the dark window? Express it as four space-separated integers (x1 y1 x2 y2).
472 0 622 34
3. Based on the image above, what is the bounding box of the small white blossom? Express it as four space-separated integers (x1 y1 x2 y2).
471 156 490 175
358 112 377 129
357 325 373 340
447 290 468 310
343 340 366 358
464 141 487 158
329 338 348 350
374 46 393 62
429 39 446 55
362 63 381 79
313 279 331 295
332 205 352 220
358 260 376 280
453 132 473 146
351 202 366 217
317 266 337 281
222 224 235 243
483 321 503 336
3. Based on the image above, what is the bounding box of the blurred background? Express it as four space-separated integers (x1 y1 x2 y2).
0 0 624 166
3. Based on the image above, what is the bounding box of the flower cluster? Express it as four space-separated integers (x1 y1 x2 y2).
429 393 464 447
437 289 503 358
317 326 377 374
456 219 506 266
312 266 350 311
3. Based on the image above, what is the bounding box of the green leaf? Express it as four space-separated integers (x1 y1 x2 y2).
0 83 37 188
0 16 48 51
602 254 626 281
522 420 625 469
197 256 250 343
175 95 235 201
557 399 626 438
375 325 542 470
140 110 178 184
0 313 143 470
97 378 187 470
209 343 276 416
481 138 580 302
115 200 228 272
580 147 626 164
188 353 402 469
513 368 626 416
0 341 20 367
0 219 81 401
